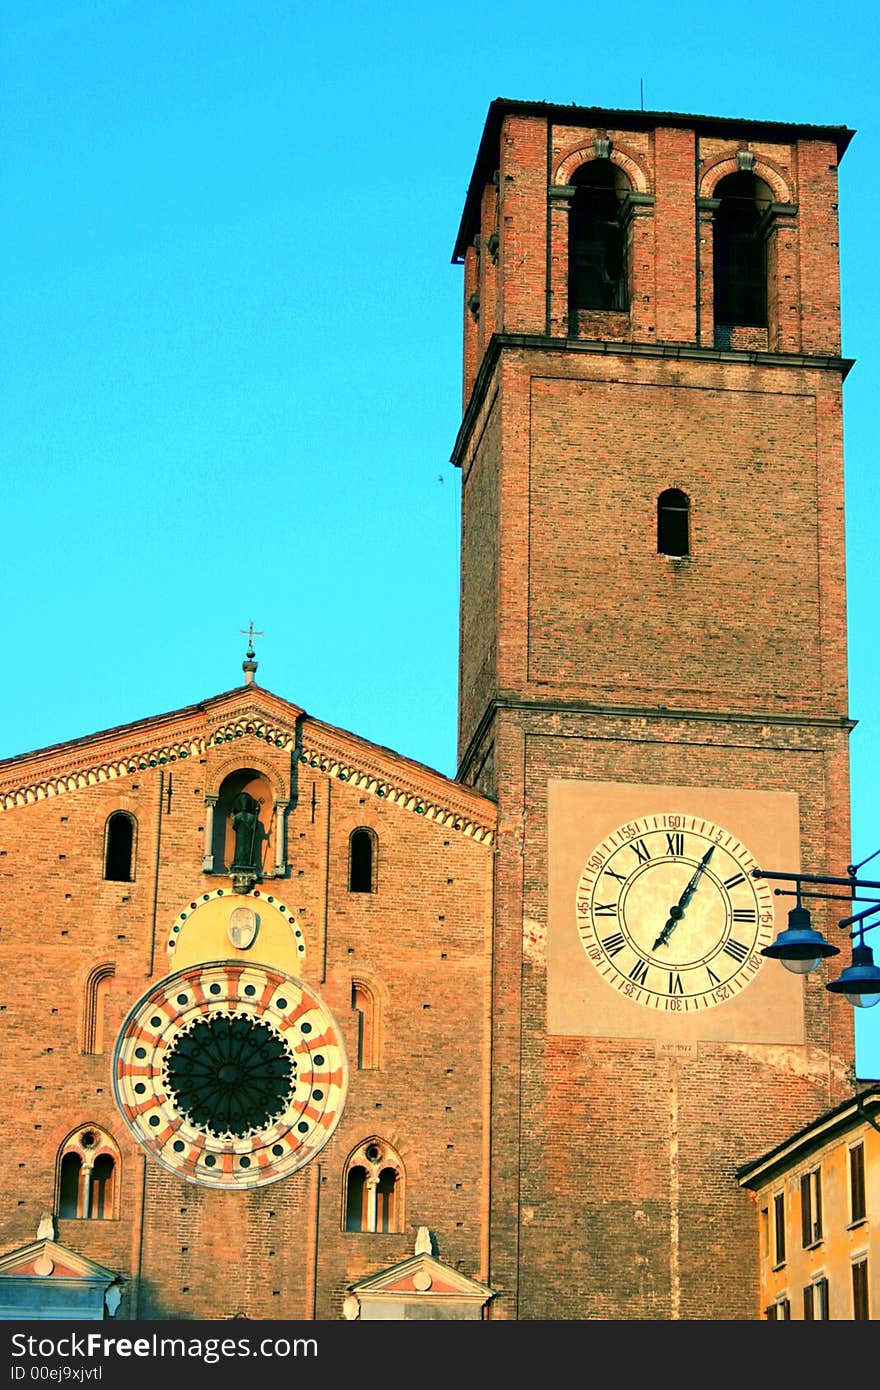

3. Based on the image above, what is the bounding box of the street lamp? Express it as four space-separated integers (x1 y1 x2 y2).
826 902 880 1008
754 853 880 1008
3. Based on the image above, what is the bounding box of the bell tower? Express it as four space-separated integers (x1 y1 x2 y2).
452 99 856 1319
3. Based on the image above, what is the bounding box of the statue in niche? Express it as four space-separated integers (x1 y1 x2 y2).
229 791 262 893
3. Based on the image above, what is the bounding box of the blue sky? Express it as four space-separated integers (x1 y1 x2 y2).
4 0 880 1076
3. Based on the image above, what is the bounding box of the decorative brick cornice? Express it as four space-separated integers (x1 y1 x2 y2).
0 728 206 809
298 723 496 844
0 689 497 844
457 693 855 783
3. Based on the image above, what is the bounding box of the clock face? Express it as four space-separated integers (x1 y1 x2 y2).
576 813 775 1012
113 962 348 1188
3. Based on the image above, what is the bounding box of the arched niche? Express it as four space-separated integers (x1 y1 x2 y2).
209 768 275 880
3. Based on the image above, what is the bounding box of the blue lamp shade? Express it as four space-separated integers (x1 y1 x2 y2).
826 941 880 1008
760 905 840 976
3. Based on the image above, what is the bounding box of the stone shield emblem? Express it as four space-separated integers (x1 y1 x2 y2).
227 905 258 950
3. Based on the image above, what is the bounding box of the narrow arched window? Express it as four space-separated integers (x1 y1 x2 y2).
658 489 690 557
104 812 136 882
351 980 379 1069
713 171 772 328
82 964 115 1054
569 159 631 317
345 1166 368 1231
349 828 376 893
58 1153 82 1219
343 1139 404 1233
90 1155 115 1220
376 1168 397 1233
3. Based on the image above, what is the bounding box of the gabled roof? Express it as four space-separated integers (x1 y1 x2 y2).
452 96 855 262
0 683 497 843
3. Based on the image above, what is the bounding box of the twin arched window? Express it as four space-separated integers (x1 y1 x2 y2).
57 1128 119 1220
104 812 136 882
343 1139 404 1233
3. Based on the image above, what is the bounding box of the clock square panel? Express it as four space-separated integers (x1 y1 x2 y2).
547 781 805 1043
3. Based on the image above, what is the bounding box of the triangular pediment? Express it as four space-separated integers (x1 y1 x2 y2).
0 1238 117 1284
0 683 495 843
347 1250 494 1301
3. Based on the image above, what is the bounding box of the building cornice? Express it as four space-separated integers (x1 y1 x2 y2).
457 695 855 783
451 333 855 469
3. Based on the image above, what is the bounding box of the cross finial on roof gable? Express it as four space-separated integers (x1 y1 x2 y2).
240 621 264 686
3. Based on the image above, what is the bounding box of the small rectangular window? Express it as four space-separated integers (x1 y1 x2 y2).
766 1297 791 1320
773 1190 786 1267
850 1143 866 1223
852 1258 869 1320
801 1167 823 1246
804 1277 829 1321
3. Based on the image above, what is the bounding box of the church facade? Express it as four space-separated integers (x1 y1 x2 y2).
0 98 862 1320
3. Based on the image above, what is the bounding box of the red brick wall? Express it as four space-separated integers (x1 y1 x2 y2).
522 358 845 711
458 394 501 769
0 722 496 1320
497 116 547 336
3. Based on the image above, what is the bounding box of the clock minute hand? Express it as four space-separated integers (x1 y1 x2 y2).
676 844 716 911
652 845 716 950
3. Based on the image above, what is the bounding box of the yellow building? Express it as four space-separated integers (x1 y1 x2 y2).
737 1085 879 1319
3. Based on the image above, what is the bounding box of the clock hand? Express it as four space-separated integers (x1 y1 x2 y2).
652 845 716 950
675 844 716 912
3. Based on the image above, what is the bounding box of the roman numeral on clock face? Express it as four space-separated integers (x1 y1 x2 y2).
723 872 746 889
604 867 628 885
732 908 757 923
631 839 651 863
665 832 684 856
593 901 618 916
629 958 649 985
601 932 626 958
723 938 749 962
669 972 684 995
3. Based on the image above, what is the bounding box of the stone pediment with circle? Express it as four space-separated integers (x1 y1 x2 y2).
0 1238 118 1282
344 1234 495 1318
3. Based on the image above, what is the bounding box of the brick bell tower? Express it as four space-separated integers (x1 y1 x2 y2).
452 99 856 1320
